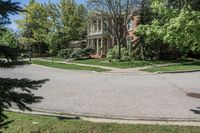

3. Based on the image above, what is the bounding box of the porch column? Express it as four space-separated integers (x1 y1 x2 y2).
97 38 99 55
92 39 94 49
87 39 89 48
92 21 94 33
101 18 104 33
101 37 103 56
88 23 90 34
97 19 99 32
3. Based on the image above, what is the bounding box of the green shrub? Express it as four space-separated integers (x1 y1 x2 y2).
83 48 96 57
70 48 83 59
70 48 96 60
106 46 131 61
57 49 73 59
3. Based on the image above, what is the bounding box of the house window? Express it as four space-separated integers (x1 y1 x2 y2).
93 20 97 32
127 19 132 30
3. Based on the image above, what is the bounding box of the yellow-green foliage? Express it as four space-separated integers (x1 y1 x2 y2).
136 0 200 53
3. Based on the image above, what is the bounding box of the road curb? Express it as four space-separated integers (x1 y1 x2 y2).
7 108 200 127
155 70 200 74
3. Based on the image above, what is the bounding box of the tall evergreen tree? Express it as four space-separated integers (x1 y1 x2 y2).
134 0 156 60
0 1 48 129
0 0 22 26
0 0 25 67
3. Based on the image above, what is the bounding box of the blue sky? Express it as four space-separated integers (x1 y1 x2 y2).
9 0 86 30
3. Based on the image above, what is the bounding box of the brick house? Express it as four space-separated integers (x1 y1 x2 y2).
126 16 139 50
87 11 139 58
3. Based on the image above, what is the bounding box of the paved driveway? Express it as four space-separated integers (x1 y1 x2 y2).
1 64 200 121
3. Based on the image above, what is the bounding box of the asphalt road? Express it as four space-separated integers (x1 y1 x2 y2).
1 64 200 121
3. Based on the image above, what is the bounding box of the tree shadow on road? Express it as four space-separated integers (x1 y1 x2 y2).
187 93 200 99
190 107 200 115
0 78 49 129
187 93 200 115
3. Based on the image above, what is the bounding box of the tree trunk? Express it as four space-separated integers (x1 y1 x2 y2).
117 39 121 60
38 44 41 57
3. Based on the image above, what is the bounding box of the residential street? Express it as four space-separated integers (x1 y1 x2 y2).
1 64 200 121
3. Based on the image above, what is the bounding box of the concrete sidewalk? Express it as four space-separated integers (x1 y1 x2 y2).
34 58 151 74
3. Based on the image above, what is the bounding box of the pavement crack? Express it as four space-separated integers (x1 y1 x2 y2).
158 75 187 94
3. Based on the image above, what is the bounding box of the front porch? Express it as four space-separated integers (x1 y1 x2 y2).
87 36 112 58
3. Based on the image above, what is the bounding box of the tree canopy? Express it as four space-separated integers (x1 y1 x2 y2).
16 0 87 56
16 0 50 55
136 0 200 55
0 28 17 48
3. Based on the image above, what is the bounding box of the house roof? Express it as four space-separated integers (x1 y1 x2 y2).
69 40 87 45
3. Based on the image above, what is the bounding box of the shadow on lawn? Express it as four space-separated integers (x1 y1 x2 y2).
0 78 49 129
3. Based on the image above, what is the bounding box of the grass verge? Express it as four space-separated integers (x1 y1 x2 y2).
1 112 200 133
73 59 191 68
32 60 108 72
143 62 200 73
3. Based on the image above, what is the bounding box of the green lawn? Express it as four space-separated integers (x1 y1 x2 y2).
73 58 191 68
32 60 108 72
74 59 152 68
1 112 200 133
143 62 200 73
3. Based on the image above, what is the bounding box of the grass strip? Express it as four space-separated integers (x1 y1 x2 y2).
73 59 192 68
1 112 200 133
143 62 200 73
32 60 108 72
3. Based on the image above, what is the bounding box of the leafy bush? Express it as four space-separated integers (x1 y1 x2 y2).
70 48 96 60
106 46 131 61
83 48 96 57
132 42 182 61
70 48 83 59
57 49 73 59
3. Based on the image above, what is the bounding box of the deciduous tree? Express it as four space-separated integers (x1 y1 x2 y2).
0 28 17 48
16 0 50 55
60 0 87 43
136 0 200 55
